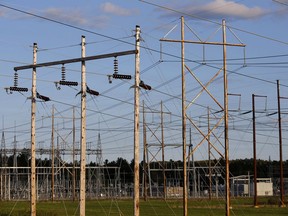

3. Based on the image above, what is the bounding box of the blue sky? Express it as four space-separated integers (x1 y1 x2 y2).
0 0 288 163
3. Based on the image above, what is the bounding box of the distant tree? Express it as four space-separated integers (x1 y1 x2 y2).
104 159 109 166
17 149 30 167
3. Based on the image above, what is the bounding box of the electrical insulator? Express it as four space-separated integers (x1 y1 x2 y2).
87 87 99 96
59 80 78 86
114 57 118 74
61 64 66 81
139 80 152 90
112 74 132 80
9 86 28 92
108 75 112 84
14 72 18 87
37 92 50 102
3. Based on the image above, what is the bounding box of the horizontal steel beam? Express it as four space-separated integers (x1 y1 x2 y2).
14 50 137 71
0 148 100 155
160 38 245 47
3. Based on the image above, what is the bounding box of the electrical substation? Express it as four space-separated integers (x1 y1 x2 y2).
0 2 288 216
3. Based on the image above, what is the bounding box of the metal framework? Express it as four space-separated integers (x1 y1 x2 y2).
160 17 245 216
12 26 140 216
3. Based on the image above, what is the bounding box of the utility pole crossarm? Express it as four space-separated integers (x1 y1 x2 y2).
160 38 245 47
14 50 137 71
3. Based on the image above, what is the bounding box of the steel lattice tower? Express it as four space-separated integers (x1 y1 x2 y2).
95 133 103 196
96 133 103 166
1 131 7 200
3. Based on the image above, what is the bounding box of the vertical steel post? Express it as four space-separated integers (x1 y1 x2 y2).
208 107 212 200
222 19 230 216
51 105 55 201
191 131 197 198
134 25 141 216
79 35 87 216
142 101 147 201
161 101 166 200
277 80 285 207
181 16 187 216
187 133 191 198
72 106 76 202
30 43 37 216
252 94 258 207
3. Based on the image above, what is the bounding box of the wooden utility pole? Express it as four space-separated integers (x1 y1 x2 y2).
160 17 245 216
30 43 37 216
252 94 266 207
277 80 285 207
134 25 141 216
180 16 188 216
51 105 55 201
14 32 138 216
79 35 87 216
252 94 258 207
222 19 231 216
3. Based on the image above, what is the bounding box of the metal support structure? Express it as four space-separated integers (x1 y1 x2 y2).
51 105 55 201
277 80 285 207
142 101 148 201
96 133 103 197
134 25 141 216
191 129 197 198
161 17 244 215
79 35 86 216
252 94 266 207
14 50 136 71
208 107 212 200
12 124 18 196
14 31 138 215
161 101 167 200
1 130 7 200
142 101 171 200
72 107 76 201
188 127 197 198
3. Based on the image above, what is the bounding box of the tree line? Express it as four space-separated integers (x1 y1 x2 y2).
1 150 287 185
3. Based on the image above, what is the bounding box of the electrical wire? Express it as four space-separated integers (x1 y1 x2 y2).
138 0 288 46
1 3 287 210
0 3 136 48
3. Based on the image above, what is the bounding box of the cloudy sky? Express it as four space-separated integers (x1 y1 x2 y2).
0 0 288 162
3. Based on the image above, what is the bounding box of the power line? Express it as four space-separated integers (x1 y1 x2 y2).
0 3 135 48
273 0 288 6
2 2 287 92
139 0 288 46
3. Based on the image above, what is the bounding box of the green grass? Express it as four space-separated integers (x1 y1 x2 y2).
0 197 287 215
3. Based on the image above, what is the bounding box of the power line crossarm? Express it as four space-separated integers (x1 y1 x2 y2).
14 50 137 71
160 38 245 47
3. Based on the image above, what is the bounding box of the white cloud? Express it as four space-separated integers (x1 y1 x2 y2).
197 0 266 19
0 10 5 17
43 8 88 25
100 2 139 16
0 7 110 29
161 0 268 20
41 8 110 29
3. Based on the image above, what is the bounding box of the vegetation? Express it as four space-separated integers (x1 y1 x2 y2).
0 198 287 216
1 153 288 183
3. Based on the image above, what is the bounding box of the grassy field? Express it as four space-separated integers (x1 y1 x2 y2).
0 197 287 215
